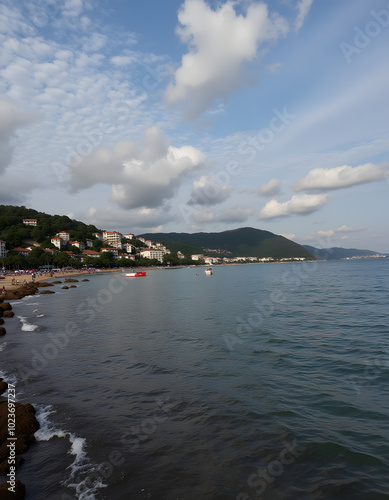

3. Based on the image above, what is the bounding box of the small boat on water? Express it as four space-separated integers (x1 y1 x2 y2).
125 271 146 277
204 267 213 275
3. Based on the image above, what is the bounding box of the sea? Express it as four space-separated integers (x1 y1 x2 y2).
1 258 388 500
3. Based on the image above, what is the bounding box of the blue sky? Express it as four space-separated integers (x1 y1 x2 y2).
0 0 388 251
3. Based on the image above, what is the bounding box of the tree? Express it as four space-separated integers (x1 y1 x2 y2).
163 252 180 266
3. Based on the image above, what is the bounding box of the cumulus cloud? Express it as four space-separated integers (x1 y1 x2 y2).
70 126 206 209
192 208 215 224
335 225 364 233
218 207 253 223
165 0 288 118
86 205 175 232
294 0 313 31
258 193 329 219
258 178 281 197
294 163 386 192
279 233 296 240
0 100 36 174
188 175 232 205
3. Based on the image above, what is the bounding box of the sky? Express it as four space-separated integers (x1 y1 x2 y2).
0 0 388 252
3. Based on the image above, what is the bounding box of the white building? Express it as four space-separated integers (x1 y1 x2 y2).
191 254 204 262
101 247 119 259
69 241 85 251
57 231 70 242
23 218 37 226
102 231 122 248
82 250 101 259
93 233 103 241
122 243 136 254
86 239 93 248
140 248 167 263
0 240 7 258
123 233 135 240
51 237 63 250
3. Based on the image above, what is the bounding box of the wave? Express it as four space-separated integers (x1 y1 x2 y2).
35 405 107 500
18 315 39 332
0 342 7 352
36 314 45 318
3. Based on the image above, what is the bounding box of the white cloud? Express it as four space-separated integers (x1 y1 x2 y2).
188 175 232 205
192 208 215 224
279 233 296 240
335 225 364 233
70 126 206 209
165 0 288 118
294 0 313 32
294 163 386 192
267 62 282 73
218 207 253 223
258 193 329 219
0 100 36 173
258 178 281 197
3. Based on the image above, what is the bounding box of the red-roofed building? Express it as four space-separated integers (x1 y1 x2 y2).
23 218 37 226
11 247 30 256
51 237 63 250
82 250 101 258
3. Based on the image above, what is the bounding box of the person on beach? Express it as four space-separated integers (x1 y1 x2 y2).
1 286 5 294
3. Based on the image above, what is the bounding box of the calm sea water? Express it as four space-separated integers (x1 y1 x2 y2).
1 259 389 500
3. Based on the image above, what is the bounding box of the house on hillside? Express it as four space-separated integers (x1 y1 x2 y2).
93 232 103 241
69 241 85 251
101 248 119 259
57 231 70 242
0 240 7 258
140 248 167 263
51 237 63 250
102 231 122 248
11 248 30 256
82 250 101 259
123 233 135 240
23 218 37 226
86 239 93 248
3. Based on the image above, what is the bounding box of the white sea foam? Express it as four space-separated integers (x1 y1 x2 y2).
36 314 45 318
0 370 17 394
18 315 39 332
35 405 107 499
0 342 7 352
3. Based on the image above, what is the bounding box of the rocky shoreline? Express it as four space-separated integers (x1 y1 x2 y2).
0 278 90 498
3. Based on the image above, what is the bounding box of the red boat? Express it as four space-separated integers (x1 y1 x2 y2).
125 272 146 277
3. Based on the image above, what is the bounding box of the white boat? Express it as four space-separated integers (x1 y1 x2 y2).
204 267 212 275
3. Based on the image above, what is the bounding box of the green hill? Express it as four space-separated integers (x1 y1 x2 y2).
0 205 102 248
302 245 384 260
140 227 315 260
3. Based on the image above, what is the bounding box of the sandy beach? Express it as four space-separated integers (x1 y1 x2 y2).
0 269 122 293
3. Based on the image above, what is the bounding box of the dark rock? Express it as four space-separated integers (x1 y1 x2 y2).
0 480 26 499
0 379 7 395
0 318 4 325
64 278 79 283
0 402 40 476
69 285 77 288
50 281 62 284
0 327 6 336
82 279 89 282
61 286 69 289
3 311 14 318
39 290 55 294
0 303 12 311
36 282 54 287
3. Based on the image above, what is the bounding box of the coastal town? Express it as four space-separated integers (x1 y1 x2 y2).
0 217 309 270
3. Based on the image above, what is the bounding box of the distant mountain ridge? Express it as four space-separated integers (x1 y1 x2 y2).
140 227 315 260
302 245 384 260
